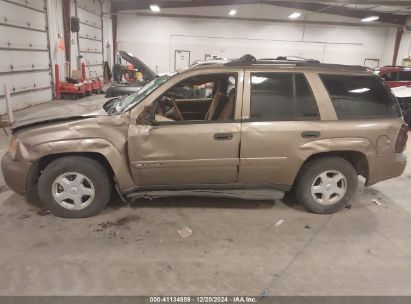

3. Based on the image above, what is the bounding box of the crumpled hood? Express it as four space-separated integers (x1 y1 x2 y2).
11 98 108 130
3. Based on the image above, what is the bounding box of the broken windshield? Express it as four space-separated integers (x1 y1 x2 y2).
115 74 171 113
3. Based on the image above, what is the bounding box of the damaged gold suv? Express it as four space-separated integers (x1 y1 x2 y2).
2 55 408 217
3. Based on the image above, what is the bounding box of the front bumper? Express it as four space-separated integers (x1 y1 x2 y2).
366 152 407 186
1 152 33 194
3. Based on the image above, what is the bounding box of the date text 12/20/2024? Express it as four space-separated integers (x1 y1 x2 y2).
149 297 257 303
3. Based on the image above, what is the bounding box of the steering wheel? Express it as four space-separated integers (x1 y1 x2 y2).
170 96 184 121
159 96 183 121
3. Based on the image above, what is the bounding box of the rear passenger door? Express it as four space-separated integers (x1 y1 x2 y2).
238 70 324 188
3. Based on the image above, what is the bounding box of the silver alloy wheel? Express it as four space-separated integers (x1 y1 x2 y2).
311 170 347 205
52 172 95 210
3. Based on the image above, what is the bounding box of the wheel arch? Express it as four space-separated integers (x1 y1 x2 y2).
293 150 369 188
26 138 136 191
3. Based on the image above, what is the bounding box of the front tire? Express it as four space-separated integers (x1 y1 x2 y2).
38 156 112 218
295 157 358 214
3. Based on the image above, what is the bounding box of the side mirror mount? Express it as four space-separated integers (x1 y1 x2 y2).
404 109 411 126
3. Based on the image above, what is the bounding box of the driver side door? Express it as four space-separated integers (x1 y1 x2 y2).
128 69 244 188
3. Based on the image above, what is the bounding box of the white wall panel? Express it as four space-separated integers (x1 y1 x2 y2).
0 1 46 31
117 14 393 74
0 71 51 96
0 0 52 115
102 0 113 66
0 90 52 114
76 0 104 78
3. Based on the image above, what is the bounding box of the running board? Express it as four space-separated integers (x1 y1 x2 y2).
126 189 284 200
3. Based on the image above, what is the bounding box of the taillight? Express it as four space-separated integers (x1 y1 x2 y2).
395 124 408 153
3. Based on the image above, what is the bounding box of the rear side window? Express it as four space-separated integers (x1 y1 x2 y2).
380 72 397 82
250 73 319 121
319 74 400 119
398 71 411 81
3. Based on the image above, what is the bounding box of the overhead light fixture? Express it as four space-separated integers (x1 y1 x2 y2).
288 12 302 19
361 15 379 22
150 4 160 12
228 9 237 16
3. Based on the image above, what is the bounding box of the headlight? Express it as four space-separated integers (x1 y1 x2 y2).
9 137 19 160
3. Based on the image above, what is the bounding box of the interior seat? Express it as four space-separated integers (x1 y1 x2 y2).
204 91 223 120
218 88 236 120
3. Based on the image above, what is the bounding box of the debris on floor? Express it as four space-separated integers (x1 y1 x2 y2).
372 199 383 206
274 219 284 227
37 209 51 216
177 226 193 239
97 215 140 230
304 224 311 229
345 204 352 209
19 213 30 220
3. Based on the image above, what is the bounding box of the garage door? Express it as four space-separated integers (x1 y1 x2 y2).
76 0 103 79
0 0 53 115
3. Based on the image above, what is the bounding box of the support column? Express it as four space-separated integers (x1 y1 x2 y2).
393 27 404 66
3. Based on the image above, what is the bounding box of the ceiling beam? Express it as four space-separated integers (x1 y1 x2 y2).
115 11 400 28
265 0 411 5
266 1 407 24
112 0 408 25
113 0 257 11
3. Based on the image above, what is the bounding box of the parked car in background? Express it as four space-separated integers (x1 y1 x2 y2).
375 66 411 88
2 55 408 218
392 85 411 125
105 51 158 97
106 51 193 99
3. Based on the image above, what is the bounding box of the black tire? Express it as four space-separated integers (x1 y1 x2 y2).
37 156 112 218
295 157 358 214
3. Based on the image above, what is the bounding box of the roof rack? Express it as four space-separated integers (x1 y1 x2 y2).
224 54 367 71
381 65 408 68
260 55 320 63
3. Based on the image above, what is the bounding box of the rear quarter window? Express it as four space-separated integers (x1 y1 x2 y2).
319 74 400 119
398 71 411 81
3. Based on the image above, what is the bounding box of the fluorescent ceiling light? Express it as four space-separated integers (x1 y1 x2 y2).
349 88 370 93
288 12 302 19
228 9 237 16
150 4 160 12
361 16 379 22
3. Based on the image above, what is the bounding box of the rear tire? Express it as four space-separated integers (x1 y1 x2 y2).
38 156 112 218
295 157 358 214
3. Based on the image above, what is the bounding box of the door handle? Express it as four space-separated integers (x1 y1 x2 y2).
214 133 233 140
301 131 321 138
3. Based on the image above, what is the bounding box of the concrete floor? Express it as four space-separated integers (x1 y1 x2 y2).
1 98 411 296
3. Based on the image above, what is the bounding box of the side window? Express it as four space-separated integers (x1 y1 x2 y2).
380 72 397 82
250 73 319 121
154 73 237 123
319 74 400 119
398 71 411 81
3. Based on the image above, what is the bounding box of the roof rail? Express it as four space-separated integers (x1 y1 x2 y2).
260 56 320 63
381 65 408 68
224 54 367 71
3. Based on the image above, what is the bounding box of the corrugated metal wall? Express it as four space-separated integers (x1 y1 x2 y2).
0 0 54 114
0 0 112 115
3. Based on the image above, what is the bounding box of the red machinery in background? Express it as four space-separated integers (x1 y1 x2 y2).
55 63 103 99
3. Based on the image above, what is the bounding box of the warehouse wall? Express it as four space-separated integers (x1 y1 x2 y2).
102 0 114 68
117 13 396 74
0 0 112 115
47 0 65 83
0 0 55 115
398 31 411 64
